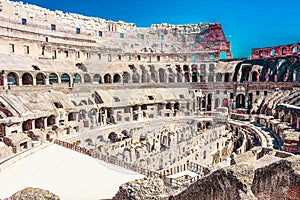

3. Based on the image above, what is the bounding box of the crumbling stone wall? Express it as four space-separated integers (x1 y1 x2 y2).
113 155 300 200
173 155 300 200
251 157 300 200
113 177 169 200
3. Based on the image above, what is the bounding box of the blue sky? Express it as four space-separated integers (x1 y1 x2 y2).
12 0 300 58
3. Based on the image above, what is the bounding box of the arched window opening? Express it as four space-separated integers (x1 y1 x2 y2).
73 73 82 83
22 73 33 85
220 52 227 59
7 72 19 85
93 74 101 83
104 74 112 83
47 115 56 126
61 73 70 84
36 73 46 85
293 46 298 54
216 73 222 82
214 98 220 109
208 74 214 82
252 71 259 82
113 74 121 83
84 74 91 83
123 72 130 83
236 94 245 108
49 73 58 84
224 73 230 82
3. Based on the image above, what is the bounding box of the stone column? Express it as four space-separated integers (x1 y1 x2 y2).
45 74 50 85
32 119 35 130
3 73 8 89
43 118 47 130
165 70 169 83
32 76 37 86
18 77 22 86
138 106 143 121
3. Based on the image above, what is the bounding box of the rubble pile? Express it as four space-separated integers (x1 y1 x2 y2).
113 177 169 200
9 187 60 200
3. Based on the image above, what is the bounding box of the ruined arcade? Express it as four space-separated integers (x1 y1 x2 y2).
0 0 300 199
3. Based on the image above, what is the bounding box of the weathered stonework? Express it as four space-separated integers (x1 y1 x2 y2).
0 0 300 199
173 155 300 200
9 187 60 200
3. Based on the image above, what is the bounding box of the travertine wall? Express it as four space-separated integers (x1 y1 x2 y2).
113 153 300 200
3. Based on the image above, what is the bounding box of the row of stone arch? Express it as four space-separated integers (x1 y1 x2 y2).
2 71 126 86
3 70 237 86
233 56 300 83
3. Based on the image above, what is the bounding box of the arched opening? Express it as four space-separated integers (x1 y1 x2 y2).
73 73 82 83
214 98 220 109
79 110 87 121
174 102 180 110
104 74 112 83
200 64 206 71
123 72 130 83
36 73 46 85
132 105 139 121
84 138 93 146
68 112 75 121
166 103 172 110
183 65 190 82
22 73 33 85
61 73 70 84
35 118 45 129
159 68 166 83
191 55 196 62
208 74 214 82
207 93 212 111
277 59 287 82
270 49 275 56
84 74 91 83
93 74 101 84
49 73 58 84
200 72 206 82
224 73 230 82
97 135 104 142
241 65 252 82
113 74 121 83
209 64 215 72
293 46 298 54
168 68 175 83
190 72 197 82
141 69 149 83
191 65 198 82
202 94 206 109
108 132 118 143
216 73 222 82
132 73 140 83
22 120 32 131
251 71 259 82
236 94 245 108
7 72 19 85
176 65 183 83
121 130 129 140
220 52 227 59
282 47 287 55
79 100 87 106
149 65 158 83
47 115 56 126
222 98 229 107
